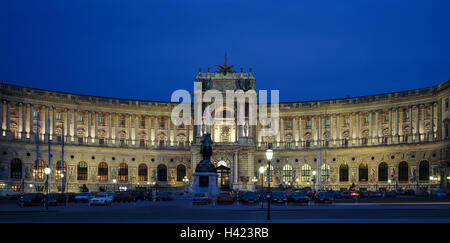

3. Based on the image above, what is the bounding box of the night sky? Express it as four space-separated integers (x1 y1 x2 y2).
1 0 449 102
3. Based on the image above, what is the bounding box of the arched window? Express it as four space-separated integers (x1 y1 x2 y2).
378 162 388 182
138 164 148 181
98 162 108 182
359 163 368 182
177 164 186 182
282 164 293 184
339 164 348 182
419 160 429 181
301 164 311 182
77 162 88 181
33 160 45 180
321 164 330 182
10 159 22 179
157 164 167 182
398 161 408 181
118 163 128 182
55 160 67 181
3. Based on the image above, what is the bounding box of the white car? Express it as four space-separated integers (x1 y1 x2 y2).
89 193 113 206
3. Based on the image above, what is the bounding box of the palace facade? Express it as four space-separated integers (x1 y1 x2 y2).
0 67 449 193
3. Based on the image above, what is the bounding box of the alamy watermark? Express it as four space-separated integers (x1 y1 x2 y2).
170 83 280 136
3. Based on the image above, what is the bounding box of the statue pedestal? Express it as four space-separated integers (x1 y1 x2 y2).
192 172 219 197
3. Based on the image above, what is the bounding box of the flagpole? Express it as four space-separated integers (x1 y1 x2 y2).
324 109 327 191
48 116 51 193
62 121 65 194
35 113 40 192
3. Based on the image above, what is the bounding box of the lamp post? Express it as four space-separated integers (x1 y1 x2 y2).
183 176 189 194
113 179 117 192
44 167 51 210
312 170 317 192
429 176 433 198
259 166 265 209
266 147 273 221
388 179 391 190
252 177 258 192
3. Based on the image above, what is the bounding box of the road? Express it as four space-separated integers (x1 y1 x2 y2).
2 200 450 223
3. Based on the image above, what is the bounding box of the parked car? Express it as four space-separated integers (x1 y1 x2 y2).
332 191 343 199
131 191 146 201
432 190 447 198
16 193 45 207
192 192 211 205
315 192 333 204
64 192 77 203
290 192 310 204
75 192 93 203
117 191 135 202
241 192 260 205
405 189 416 196
217 191 234 204
385 190 396 197
359 191 369 198
46 193 66 206
341 191 352 199
368 191 382 198
415 190 429 197
89 193 113 206
271 191 287 205
349 190 360 198
157 191 174 201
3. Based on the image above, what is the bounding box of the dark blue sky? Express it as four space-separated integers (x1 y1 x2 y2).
1 0 449 102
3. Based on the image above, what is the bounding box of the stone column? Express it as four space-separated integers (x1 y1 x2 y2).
355 112 360 146
298 116 303 147
430 103 434 141
128 114 132 145
375 110 379 144
389 108 393 144
349 112 353 145
167 116 171 147
415 105 420 141
409 105 413 142
154 116 159 147
311 116 315 146
52 106 56 141
148 115 152 147
65 108 70 142
22 103 27 140
29 105 34 141
87 111 92 144
6 101 11 138
336 114 340 144
108 113 112 145
280 117 284 148
135 114 139 147
45 106 49 142
74 109 78 140
94 111 98 144
395 107 399 143
115 113 119 145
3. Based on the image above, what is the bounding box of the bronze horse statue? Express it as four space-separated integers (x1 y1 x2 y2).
200 133 213 160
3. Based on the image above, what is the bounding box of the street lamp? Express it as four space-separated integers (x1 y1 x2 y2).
312 170 317 192
429 176 433 198
182 176 189 194
252 177 258 192
113 179 117 192
388 179 391 190
259 166 265 209
265 147 273 221
44 167 51 210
